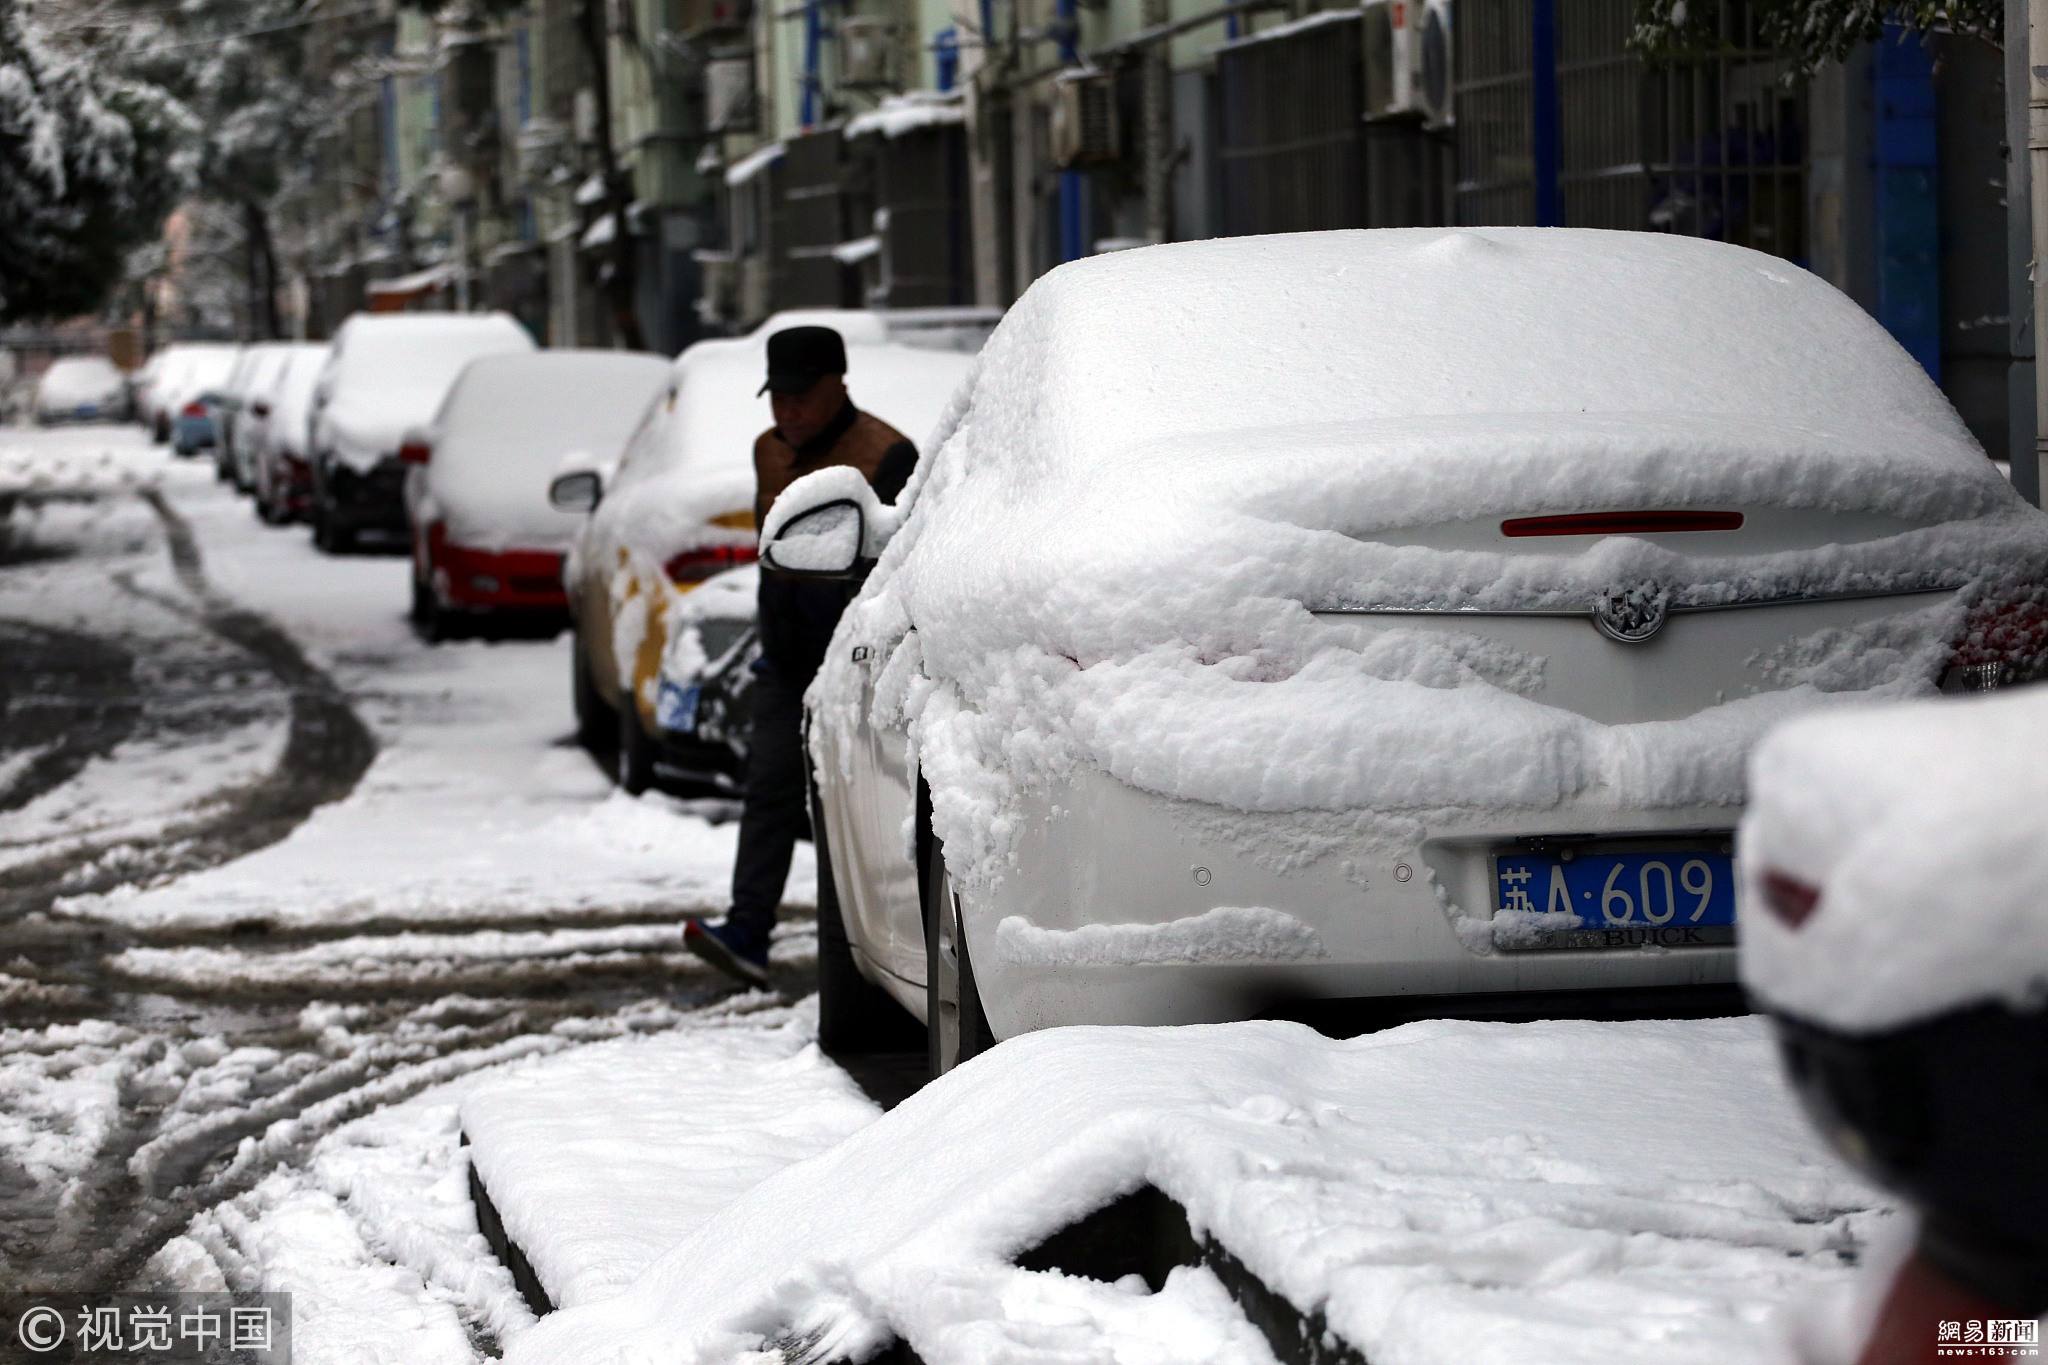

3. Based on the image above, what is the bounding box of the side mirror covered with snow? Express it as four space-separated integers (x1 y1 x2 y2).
549 469 603 514
760 468 888 578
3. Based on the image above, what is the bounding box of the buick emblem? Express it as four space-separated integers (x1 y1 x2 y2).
1592 582 1670 644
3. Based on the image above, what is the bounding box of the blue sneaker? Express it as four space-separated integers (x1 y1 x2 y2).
683 917 771 987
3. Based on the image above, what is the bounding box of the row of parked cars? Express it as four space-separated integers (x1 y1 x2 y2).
120 230 2045 1083
136 309 983 808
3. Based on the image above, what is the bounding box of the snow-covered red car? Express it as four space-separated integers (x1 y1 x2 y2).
33 356 128 424
308 313 534 553
763 228 2048 1070
403 349 670 639
549 329 972 794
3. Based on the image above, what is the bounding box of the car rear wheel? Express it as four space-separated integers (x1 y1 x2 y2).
411 573 449 643
925 834 994 1076
312 507 354 555
616 696 655 795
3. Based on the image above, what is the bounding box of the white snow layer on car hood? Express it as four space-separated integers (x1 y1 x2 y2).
1740 686 2048 1032
812 229 2048 887
503 1016 1883 1365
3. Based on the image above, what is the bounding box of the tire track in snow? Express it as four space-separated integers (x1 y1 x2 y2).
0 491 376 923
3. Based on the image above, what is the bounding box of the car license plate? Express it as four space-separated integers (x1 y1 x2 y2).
655 680 701 735
1492 848 1735 950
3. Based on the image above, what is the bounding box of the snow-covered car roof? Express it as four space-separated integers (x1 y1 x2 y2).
1740 686 2048 1032
265 344 331 454
36 356 125 404
970 229 1983 494
320 312 536 453
428 349 672 549
155 343 242 408
603 335 974 559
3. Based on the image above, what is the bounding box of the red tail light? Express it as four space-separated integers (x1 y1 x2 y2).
1759 870 1821 929
181 401 207 418
398 440 431 466
1501 510 1745 537
663 543 757 584
1940 590 2048 694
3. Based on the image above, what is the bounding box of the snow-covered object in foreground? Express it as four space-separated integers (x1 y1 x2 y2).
459 1008 879 1310
34 355 126 420
504 1016 1883 1365
560 332 971 737
798 227 2048 1046
418 350 670 554
1741 687 2048 1032
312 313 535 474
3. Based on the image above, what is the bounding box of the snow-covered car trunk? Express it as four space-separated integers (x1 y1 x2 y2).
410 349 669 623
798 228 2048 1049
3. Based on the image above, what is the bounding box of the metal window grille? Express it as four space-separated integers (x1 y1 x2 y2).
1456 0 1806 261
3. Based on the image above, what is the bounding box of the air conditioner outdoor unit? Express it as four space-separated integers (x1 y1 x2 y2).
1362 0 1453 128
837 16 897 89
1049 68 1119 168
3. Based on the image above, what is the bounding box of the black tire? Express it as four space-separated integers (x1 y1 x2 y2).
313 507 354 555
925 831 994 1076
616 694 655 795
814 783 917 1056
411 573 448 642
571 639 608 751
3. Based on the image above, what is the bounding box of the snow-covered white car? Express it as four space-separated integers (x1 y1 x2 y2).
404 349 670 639
764 228 2048 1070
253 344 332 524
219 342 306 490
550 332 973 794
34 356 129 424
309 312 535 553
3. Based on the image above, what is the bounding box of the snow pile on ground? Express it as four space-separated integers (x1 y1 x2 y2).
1741 686 2048 1031
55 641 801 933
460 1001 880 1310
809 229 2048 889
507 1016 1885 1365
0 432 162 494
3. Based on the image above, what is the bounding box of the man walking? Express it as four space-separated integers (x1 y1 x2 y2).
683 326 916 986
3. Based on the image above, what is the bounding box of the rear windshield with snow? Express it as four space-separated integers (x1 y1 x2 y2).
434 352 671 485
330 316 535 411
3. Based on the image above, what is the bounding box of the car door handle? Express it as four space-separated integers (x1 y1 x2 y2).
851 645 871 663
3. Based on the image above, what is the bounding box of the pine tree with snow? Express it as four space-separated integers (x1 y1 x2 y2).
0 0 191 323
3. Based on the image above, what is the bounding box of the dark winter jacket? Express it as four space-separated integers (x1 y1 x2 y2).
753 400 916 681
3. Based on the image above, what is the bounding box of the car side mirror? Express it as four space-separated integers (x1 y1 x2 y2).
763 499 865 577
550 469 603 513
760 467 889 578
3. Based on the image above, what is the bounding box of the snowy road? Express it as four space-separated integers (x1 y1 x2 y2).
0 424 816 1350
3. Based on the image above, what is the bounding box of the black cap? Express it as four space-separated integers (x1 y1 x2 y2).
759 325 848 396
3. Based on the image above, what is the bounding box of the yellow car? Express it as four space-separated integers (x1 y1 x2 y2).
551 327 974 792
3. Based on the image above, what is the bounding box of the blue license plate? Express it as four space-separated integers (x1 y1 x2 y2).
655 680 701 735
1492 848 1736 950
